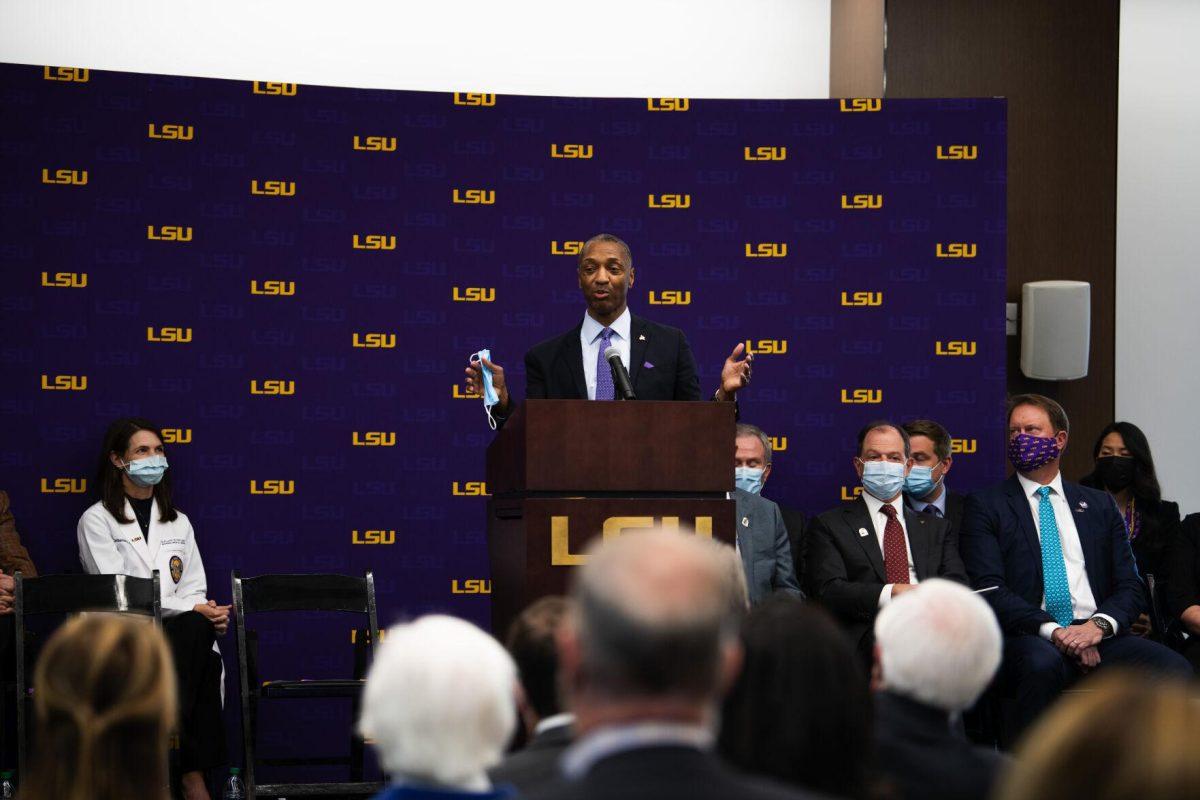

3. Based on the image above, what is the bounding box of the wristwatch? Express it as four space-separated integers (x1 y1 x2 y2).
1090 616 1114 639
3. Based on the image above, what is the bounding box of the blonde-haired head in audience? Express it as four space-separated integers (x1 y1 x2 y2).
22 614 176 800
997 671 1200 800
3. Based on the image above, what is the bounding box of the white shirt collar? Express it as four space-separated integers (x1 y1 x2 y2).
862 489 905 520
1017 470 1065 499
581 306 631 345
561 722 712 780
534 712 575 737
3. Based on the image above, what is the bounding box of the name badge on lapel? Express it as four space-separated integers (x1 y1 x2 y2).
858 527 869 538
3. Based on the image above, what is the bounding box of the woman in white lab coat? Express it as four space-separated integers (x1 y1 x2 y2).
77 417 228 800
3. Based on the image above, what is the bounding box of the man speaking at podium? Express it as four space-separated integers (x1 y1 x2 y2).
464 234 752 416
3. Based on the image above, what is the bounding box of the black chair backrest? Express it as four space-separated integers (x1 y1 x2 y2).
238 573 372 614
17 572 161 618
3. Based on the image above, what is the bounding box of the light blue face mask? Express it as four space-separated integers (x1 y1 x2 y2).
124 454 168 487
735 466 765 494
904 465 942 499
860 459 906 501
471 349 501 430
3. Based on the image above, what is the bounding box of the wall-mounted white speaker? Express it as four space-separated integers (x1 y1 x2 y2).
1020 280 1091 380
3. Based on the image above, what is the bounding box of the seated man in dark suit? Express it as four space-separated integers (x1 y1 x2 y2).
873 579 1007 800
959 393 1191 740
491 596 573 795
529 529 819 800
901 419 966 532
735 423 807 581
804 421 967 660
463 233 751 418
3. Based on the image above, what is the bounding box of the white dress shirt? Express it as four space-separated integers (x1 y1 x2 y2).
862 491 918 607
1016 472 1119 639
580 307 632 400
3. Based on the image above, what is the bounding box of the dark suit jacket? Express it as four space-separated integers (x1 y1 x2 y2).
524 314 701 401
804 497 967 652
734 490 803 605
0 490 37 577
874 691 1006 800
959 475 1146 636
905 489 965 537
778 503 807 581
489 723 572 796
527 745 822 800
1164 512 1200 620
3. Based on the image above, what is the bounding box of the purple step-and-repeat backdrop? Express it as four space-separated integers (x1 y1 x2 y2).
0 63 1005 764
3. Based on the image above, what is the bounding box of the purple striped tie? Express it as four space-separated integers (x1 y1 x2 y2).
595 328 615 400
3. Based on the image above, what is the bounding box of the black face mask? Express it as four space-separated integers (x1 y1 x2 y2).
1095 456 1135 491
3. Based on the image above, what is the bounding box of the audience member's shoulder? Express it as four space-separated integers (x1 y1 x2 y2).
737 489 781 514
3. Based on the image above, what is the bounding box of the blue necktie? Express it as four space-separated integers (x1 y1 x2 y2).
594 327 615 400
1037 486 1074 626
923 504 942 518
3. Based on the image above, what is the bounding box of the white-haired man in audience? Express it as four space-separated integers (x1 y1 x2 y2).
872 579 1006 800
359 615 519 800
530 529 820 800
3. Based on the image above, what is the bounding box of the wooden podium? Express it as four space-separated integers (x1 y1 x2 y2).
485 400 736 635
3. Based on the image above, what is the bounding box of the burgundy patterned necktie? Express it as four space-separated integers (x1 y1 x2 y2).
594 327 615 400
880 504 911 584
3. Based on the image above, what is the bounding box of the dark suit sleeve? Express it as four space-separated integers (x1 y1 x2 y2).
672 331 702 401
937 517 968 584
805 515 883 622
0 490 37 577
959 492 1055 636
1095 499 1149 631
1166 514 1200 619
524 346 547 400
769 503 803 598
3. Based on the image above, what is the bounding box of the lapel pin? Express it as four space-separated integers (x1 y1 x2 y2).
742 517 749 527
858 527 869 538
643 361 654 369
1079 501 1088 509
638 334 646 341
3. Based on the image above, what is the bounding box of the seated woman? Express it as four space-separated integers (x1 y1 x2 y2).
21 614 176 800
77 418 228 800
1080 421 1181 637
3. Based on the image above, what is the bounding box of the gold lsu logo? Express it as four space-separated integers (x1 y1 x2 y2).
146 326 193 343
452 189 496 205
951 438 978 454
936 145 978 160
41 272 87 288
40 478 87 494
451 579 492 594
842 486 864 501
250 379 295 395
41 375 87 391
841 194 883 210
452 482 490 496
840 291 883 307
251 180 296 197
352 432 396 447
551 240 583 255
769 436 788 452
935 340 978 357
840 389 883 404
453 287 496 302
744 339 788 355
252 81 297 96
648 291 691 305
744 146 787 161
552 516 713 566
352 332 396 348
148 124 194 140
352 529 396 545
353 135 397 151
250 480 295 495
453 93 495 106
44 66 89 82
551 144 593 159
648 194 691 209
745 243 788 258
936 243 977 258
147 225 193 242
352 234 396 250
41 168 88 185
250 280 296 296
839 98 881 112
452 385 481 399
647 98 689 112
162 428 193 444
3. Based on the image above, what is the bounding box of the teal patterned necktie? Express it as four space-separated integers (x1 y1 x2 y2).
1037 486 1074 626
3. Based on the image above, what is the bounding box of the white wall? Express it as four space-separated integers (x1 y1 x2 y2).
0 0 829 98
1117 0 1200 514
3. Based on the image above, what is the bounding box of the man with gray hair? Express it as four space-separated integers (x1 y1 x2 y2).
735 422 807 583
732 422 803 603
531 529 819 800
872 579 1006 800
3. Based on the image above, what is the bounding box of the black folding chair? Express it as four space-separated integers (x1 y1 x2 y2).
13 571 161 780
231 571 381 799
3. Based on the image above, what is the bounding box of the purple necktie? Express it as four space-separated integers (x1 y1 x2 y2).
594 327 615 400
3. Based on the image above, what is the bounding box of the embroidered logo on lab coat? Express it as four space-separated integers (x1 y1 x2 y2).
169 555 183 584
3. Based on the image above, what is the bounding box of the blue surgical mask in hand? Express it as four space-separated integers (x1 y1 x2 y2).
860 459 906 500
124 455 169 487
471 349 500 429
904 465 941 499
735 467 765 494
